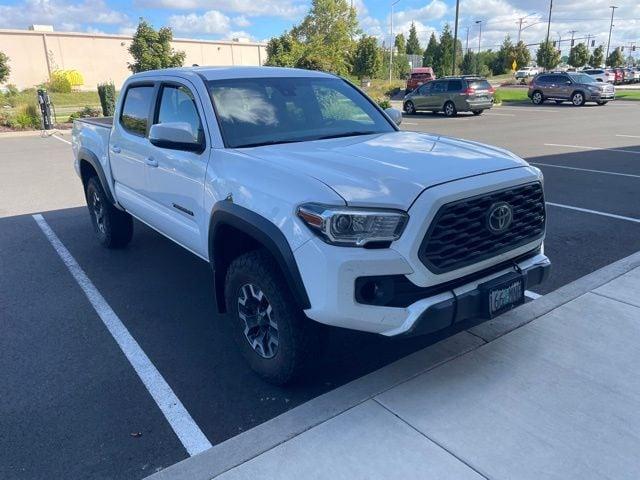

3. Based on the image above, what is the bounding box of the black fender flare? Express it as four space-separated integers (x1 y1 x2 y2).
77 147 116 205
208 201 311 313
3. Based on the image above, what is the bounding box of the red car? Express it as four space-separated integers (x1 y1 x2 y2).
406 67 435 93
612 68 624 85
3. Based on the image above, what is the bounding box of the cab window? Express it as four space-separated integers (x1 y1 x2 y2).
120 85 154 136
155 85 204 144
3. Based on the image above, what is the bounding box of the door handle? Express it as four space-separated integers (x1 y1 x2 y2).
111 145 121 154
145 157 158 167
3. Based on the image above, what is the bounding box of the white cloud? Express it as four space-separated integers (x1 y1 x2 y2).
232 15 251 28
0 0 129 30
134 0 307 18
394 0 448 26
169 10 231 35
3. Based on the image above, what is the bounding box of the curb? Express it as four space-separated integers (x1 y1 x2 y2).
0 129 71 139
146 249 640 480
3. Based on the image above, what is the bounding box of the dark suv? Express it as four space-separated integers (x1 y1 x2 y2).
403 76 494 117
528 72 615 106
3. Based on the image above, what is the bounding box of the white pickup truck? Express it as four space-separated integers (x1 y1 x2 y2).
72 66 550 384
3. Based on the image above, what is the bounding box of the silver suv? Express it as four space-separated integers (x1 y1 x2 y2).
403 76 494 117
528 72 615 106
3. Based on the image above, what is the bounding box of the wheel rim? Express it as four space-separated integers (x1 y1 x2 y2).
405 102 414 113
533 93 542 103
445 103 454 115
573 93 583 105
91 190 106 234
237 283 278 359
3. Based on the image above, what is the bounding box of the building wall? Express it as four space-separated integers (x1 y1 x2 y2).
0 29 267 90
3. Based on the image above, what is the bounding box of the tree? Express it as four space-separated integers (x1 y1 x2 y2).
568 43 589 68
460 50 476 75
606 47 624 67
493 35 515 75
0 51 10 83
353 36 382 79
435 24 454 77
513 41 531 70
128 19 185 73
266 33 303 67
589 45 604 67
406 22 421 55
394 33 406 54
422 33 438 68
536 40 561 70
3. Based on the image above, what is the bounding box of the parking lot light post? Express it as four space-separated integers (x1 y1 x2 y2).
605 5 618 62
452 0 460 75
546 0 553 43
389 0 400 84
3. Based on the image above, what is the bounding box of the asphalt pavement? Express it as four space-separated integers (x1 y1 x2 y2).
1 100 639 479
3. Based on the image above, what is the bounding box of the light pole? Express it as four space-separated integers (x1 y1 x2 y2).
605 5 617 64
389 0 400 84
451 0 460 75
475 20 482 74
545 0 553 43
516 13 537 43
465 26 470 53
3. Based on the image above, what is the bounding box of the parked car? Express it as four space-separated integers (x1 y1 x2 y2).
582 68 612 83
528 72 615 106
611 68 625 84
515 67 540 80
406 67 435 93
403 76 495 116
72 66 549 384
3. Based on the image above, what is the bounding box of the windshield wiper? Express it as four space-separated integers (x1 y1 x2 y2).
236 138 305 148
314 131 379 141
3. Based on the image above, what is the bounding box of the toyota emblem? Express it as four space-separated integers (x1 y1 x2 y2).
487 202 513 233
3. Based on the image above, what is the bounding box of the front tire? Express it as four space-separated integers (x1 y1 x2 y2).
571 91 585 106
224 249 319 385
597 100 608 105
403 100 416 115
85 176 133 249
443 101 457 117
531 91 544 105
472 110 483 116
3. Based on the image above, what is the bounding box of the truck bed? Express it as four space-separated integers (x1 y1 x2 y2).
76 117 113 128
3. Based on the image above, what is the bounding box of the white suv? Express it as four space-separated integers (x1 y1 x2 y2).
72 67 550 384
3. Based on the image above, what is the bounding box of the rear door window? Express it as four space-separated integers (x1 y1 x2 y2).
431 81 447 93
120 85 154 136
447 80 463 92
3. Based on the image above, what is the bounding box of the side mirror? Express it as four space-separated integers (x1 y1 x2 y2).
149 122 204 152
565 80 572 85
385 107 403 126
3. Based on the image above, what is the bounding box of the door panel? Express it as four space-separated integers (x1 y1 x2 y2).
413 84 430 109
145 81 210 257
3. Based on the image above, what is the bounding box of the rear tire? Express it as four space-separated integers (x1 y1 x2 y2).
443 101 457 117
531 91 544 105
472 110 483 116
224 249 320 385
85 176 133 249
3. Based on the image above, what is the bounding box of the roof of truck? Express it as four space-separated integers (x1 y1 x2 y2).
130 66 336 82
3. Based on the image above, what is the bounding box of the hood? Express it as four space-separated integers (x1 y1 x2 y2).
238 131 528 209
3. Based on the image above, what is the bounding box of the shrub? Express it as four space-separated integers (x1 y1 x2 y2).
68 105 101 122
13 104 41 129
376 98 391 109
97 82 116 116
47 74 72 93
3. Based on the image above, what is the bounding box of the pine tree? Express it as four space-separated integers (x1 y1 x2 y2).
422 33 439 68
394 33 406 54
568 43 589 68
406 23 422 55
589 45 604 67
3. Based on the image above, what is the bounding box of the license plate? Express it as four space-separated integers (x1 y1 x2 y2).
480 274 525 318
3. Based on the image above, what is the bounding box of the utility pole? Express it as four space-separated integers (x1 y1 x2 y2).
545 0 553 43
516 13 536 43
568 30 577 48
389 0 400 84
451 0 460 75
585 33 593 53
475 20 482 75
605 5 617 63
465 26 470 53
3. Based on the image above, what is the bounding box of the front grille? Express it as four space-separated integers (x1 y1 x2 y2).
419 182 545 273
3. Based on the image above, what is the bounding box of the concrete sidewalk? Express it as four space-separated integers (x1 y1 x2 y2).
149 252 640 480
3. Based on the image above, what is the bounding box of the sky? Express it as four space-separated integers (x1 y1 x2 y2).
0 0 638 58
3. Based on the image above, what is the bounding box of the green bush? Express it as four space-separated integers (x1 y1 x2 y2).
47 74 72 93
97 82 116 116
376 98 391 109
12 104 41 129
68 105 101 121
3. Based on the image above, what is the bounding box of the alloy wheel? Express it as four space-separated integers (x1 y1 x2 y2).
237 283 279 359
91 190 106 234
572 93 584 106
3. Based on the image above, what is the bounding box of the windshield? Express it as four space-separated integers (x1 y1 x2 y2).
568 73 597 84
207 77 395 148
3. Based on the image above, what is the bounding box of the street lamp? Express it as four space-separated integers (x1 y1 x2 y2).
389 0 400 84
605 5 618 63
475 20 482 75
545 0 553 43
516 13 537 43
452 0 460 75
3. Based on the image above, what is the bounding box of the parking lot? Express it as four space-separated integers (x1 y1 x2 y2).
2 100 639 479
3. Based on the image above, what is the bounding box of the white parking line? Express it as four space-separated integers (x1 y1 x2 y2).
32 214 212 456
544 143 640 155
525 291 541 300
616 134 640 139
497 106 558 113
50 134 72 145
402 122 418 125
531 162 640 179
483 112 516 117
546 202 640 224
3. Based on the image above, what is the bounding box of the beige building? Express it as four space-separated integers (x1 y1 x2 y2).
0 28 267 90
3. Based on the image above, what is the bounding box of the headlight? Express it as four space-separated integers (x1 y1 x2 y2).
588 85 601 92
297 203 408 247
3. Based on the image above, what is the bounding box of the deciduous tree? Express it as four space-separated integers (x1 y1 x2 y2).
568 43 589 68
589 45 604 67
0 51 11 83
128 20 185 73
536 40 561 70
606 47 624 67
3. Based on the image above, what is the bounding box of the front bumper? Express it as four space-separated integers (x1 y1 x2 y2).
587 90 615 101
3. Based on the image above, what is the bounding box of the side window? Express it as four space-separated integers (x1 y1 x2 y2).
537 75 550 84
447 80 463 92
120 85 154 137
431 81 446 93
417 83 430 95
156 85 203 143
